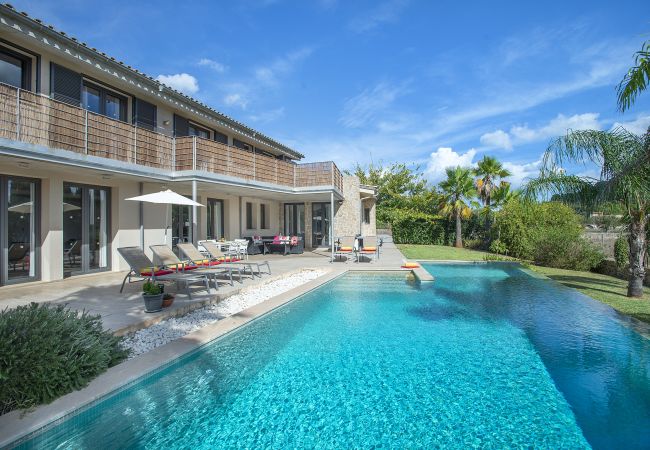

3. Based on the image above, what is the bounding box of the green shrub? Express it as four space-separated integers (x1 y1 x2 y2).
0 303 129 414
143 280 161 295
614 235 629 269
494 201 604 271
489 239 508 255
391 210 446 245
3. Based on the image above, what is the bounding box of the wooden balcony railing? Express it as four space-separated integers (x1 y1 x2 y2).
0 83 343 191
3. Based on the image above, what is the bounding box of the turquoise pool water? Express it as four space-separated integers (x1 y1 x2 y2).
15 264 650 449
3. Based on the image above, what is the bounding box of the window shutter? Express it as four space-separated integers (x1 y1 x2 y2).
213 129 228 144
133 98 156 130
173 113 189 137
50 63 81 105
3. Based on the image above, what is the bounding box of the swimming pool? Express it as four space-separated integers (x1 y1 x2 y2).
13 263 650 449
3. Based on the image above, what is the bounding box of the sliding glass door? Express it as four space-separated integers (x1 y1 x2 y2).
172 204 191 252
207 199 224 240
284 203 304 239
63 183 110 276
1 176 40 285
312 202 331 247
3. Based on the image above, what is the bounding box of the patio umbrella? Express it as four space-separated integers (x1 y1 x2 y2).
125 189 204 244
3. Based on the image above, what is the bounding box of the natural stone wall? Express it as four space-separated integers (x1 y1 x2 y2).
334 176 361 239
361 197 377 237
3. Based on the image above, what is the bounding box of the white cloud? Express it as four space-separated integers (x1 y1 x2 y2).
480 130 512 150
611 114 650 135
248 107 285 123
349 0 410 33
480 113 602 150
198 58 227 73
156 73 199 95
223 93 249 109
254 47 313 85
339 82 408 128
503 159 542 187
425 147 477 183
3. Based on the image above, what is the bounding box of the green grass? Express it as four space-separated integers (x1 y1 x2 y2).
397 243 650 323
397 244 492 261
530 265 650 323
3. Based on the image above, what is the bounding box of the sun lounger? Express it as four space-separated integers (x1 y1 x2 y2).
117 246 211 298
177 242 256 280
357 236 379 263
334 236 356 262
150 244 240 286
199 241 271 276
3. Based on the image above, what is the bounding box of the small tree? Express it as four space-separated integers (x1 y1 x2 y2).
438 166 478 248
524 128 650 297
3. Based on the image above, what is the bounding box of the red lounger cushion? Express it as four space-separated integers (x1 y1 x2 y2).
140 268 174 277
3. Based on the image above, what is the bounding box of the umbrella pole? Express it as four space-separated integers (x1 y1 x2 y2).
164 203 169 245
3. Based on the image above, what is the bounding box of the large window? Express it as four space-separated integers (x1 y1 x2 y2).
260 204 268 230
63 183 110 276
245 202 253 229
1 176 40 285
233 139 252 152
284 203 304 238
189 123 210 139
207 199 224 239
312 202 331 247
0 45 31 89
81 81 126 121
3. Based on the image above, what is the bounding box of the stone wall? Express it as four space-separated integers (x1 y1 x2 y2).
334 176 361 239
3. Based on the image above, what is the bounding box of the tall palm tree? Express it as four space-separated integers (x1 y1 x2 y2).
474 156 512 207
491 183 520 209
524 128 650 298
439 167 478 248
617 40 650 112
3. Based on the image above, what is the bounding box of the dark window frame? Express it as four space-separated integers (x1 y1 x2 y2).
213 129 228 144
233 138 252 152
0 43 32 90
81 80 127 122
245 202 253 229
207 198 225 240
188 122 210 139
0 174 41 286
260 203 267 230
364 207 371 224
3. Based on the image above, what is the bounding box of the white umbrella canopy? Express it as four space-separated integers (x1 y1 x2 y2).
125 189 204 207
125 189 204 244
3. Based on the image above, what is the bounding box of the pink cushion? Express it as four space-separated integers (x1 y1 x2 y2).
140 269 173 277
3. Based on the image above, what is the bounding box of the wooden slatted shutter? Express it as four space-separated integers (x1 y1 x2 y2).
50 63 81 105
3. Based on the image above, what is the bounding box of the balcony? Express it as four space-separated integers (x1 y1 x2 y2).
0 83 343 192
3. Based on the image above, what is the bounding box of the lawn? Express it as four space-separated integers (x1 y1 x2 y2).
397 244 491 261
398 244 650 324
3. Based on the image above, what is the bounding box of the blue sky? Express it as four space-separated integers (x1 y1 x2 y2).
15 0 650 185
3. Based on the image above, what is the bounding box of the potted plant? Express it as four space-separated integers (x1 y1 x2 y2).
142 281 164 313
162 293 175 308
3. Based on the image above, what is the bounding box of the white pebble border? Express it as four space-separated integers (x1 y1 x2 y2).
121 269 327 358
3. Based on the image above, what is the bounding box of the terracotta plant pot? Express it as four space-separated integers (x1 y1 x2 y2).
162 295 175 308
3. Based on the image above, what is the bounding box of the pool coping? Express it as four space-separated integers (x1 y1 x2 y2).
0 268 415 447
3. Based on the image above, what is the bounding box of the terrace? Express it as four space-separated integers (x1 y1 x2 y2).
0 83 343 192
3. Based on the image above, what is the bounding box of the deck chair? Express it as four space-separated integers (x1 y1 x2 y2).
357 236 379 263
200 240 271 276
117 246 211 298
333 236 356 262
178 242 256 280
150 244 239 286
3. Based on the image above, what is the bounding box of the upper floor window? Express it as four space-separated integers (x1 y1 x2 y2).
81 81 126 121
0 46 31 89
364 207 371 224
233 139 252 152
188 123 210 139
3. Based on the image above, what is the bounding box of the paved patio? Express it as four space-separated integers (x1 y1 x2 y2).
0 238 406 334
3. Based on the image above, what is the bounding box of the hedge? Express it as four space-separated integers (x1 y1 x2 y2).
391 210 446 245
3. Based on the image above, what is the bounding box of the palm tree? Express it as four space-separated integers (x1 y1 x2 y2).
439 167 478 248
491 183 520 209
474 156 512 207
524 128 650 298
617 40 650 112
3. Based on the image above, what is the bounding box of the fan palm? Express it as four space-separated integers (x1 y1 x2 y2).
491 183 520 209
524 128 650 298
474 156 512 207
617 40 650 112
439 167 478 248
